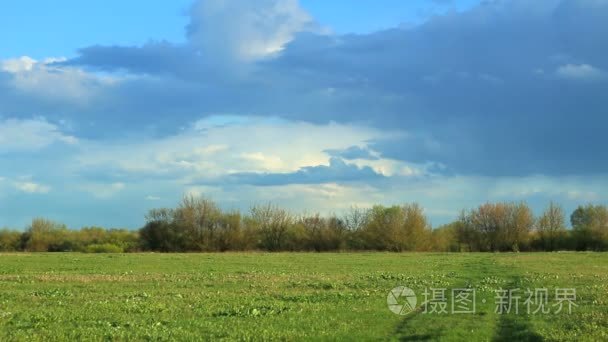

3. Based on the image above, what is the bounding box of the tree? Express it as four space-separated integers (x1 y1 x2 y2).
174 195 223 251
571 204 608 251
505 202 534 252
458 202 534 252
356 204 430 251
537 202 566 251
23 218 70 252
431 223 459 252
469 203 508 251
0 229 22 251
358 205 405 251
342 206 369 249
455 210 482 252
299 213 326 251
140 196 246 252
215 211 243 251
296 214 347 251
402 203 431 251
248 204 293 251
343 206 369 232
139 208 184 252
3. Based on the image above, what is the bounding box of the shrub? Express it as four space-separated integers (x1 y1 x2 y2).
0 229 23 251
84 243 124 253
24 218 71 252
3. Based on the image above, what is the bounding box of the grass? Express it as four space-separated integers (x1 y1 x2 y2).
0 252 606 341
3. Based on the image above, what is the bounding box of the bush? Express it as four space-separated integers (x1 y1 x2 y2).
0 229 23 251
5 198 608 253
84 243 124 253
24 218 71 252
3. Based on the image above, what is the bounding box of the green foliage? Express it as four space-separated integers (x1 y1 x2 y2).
140 196 251 252
355 204 430 251
0 229 22 251
0 219 138 253
2 198 608 253
84 243 124 253
431 223 460 252
248 204 294 251
458 202 535 252
24 218 71 252
137 198 436 252
571 204 608 251
536 202 568 251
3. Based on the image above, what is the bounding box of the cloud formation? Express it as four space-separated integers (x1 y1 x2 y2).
556 63 605 81
14 181 51 194
0 117 77 152
203 157 386 186
2 0 608 227
55 0 608 175
188 0 317 62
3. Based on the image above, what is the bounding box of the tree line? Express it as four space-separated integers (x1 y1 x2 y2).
1 196 607 252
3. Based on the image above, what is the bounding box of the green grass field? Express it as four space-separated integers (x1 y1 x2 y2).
0 253 606 341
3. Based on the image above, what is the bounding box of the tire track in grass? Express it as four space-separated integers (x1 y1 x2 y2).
393 254 498 341
392 254 546 341
392 299 443 341
491 258 544 342
493 312 543 342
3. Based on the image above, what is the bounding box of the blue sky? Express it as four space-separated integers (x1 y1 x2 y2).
0 0 481 59
1 0 607 229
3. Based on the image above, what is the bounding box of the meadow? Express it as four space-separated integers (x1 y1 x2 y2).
0 253 606 341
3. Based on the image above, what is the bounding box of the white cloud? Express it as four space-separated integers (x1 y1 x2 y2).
556 63 605 81
80 182 126 199
240 152 285 171
489 175 604 202
0 117 77 152
75 115 401 178
1 56 37 73
14 181 51 194
1 56 118 102
349 158 428 177
188 0 317 62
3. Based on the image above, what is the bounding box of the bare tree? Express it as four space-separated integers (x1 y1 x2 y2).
249 204 293 251
342 206 369 232
537 202 566 251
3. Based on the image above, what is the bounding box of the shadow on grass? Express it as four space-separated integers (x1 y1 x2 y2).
393 309 443 341
395 311 543 342
398 333 442 341
493 274 545 342
492 314 544 342
393 256 545 341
